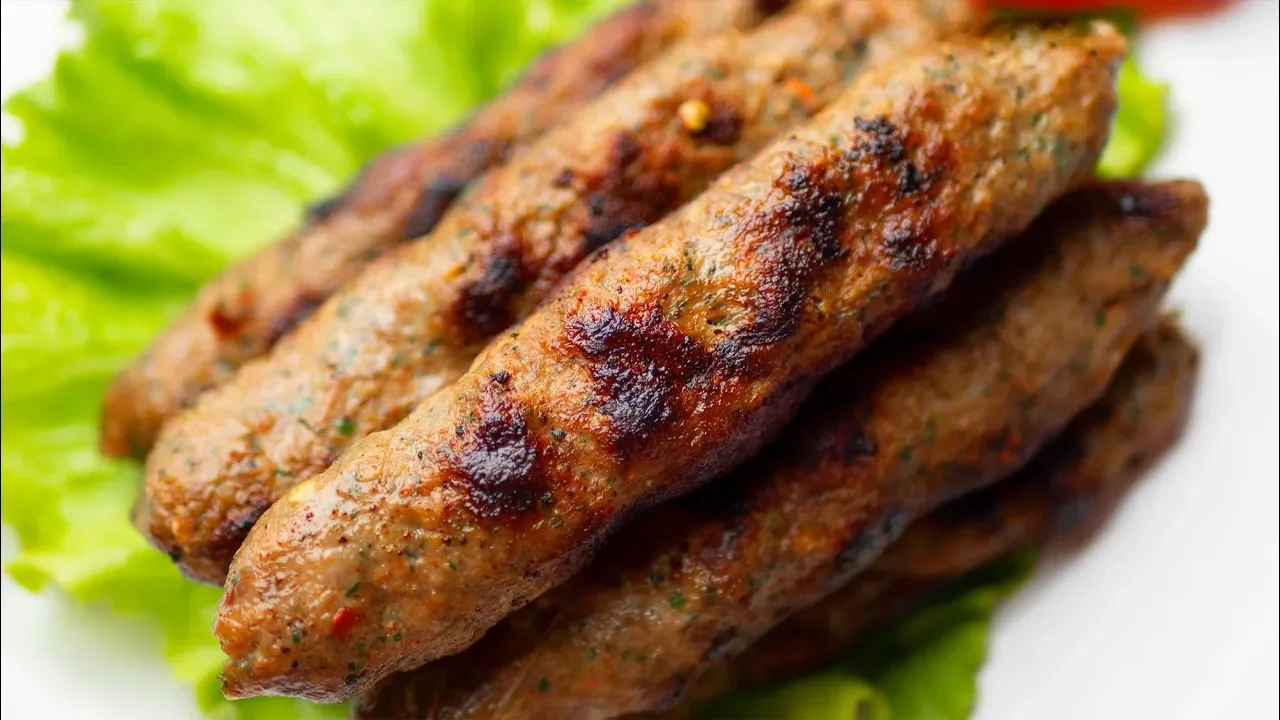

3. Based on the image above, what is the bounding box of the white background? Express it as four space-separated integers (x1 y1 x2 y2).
2 1 1277 718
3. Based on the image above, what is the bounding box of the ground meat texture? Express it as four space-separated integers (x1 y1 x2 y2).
661 321 1201 715
215 24 1126 702
139 0 976 585
356 320 1199 720
98 0 784 460
343 180 1205 719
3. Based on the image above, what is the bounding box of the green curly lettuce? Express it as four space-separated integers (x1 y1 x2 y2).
2 1 628 718
1097 56 1169 179
0 1 1167 718
693 552 1035 720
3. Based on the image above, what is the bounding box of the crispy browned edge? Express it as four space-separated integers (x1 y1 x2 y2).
215 24 1126 702
349 174 1206 719
99 0 781 458
668 318 1201 712
354 317 1200 720
136 0 976 586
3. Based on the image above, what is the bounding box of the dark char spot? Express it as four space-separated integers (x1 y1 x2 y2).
845 116 949 273
206 498 272 568
578 131 681 251
724 158 848 350
401 176 470 240
897 161 925 195
563 305 718 458
853 116 906 164
445 376 543 518
453 250 528 342
881 215 939 272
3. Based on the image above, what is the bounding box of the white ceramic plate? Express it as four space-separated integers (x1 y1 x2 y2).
2 2 1277 718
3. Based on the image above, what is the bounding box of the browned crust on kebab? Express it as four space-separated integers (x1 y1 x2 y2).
672 320 1201 711
357 320 1199 720
140 0 976 585
99 0 782 459
216 24 1125 702
345 180 1205 719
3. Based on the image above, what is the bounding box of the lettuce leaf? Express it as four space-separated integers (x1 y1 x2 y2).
1 1 1164 718
1097 56 1169 179
2 1 627 718
989 5 1168 179
693 552 1034 720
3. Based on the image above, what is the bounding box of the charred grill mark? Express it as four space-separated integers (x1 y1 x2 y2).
716 114 952 358
578 131 682 251
853 116 907 163
446 126 694 345
897 161 926 195
778 168 849 261
400 176 472 240
724 159 849 350
845 116 953 273
881 215 939 271
443 375 544 519
207 498 272 568
451 247 530 342
265 292 328 346
563 306 722 458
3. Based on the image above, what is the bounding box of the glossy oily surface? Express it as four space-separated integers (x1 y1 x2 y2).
214 24 1122 702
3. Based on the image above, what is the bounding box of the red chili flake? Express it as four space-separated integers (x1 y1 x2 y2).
783 77 818 113
331 607 362 639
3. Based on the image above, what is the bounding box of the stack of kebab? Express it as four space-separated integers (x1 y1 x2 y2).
360 309 1201 720
214 16 1131 699
98 0 1208 717
101 0 789 460
136 0 978 586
